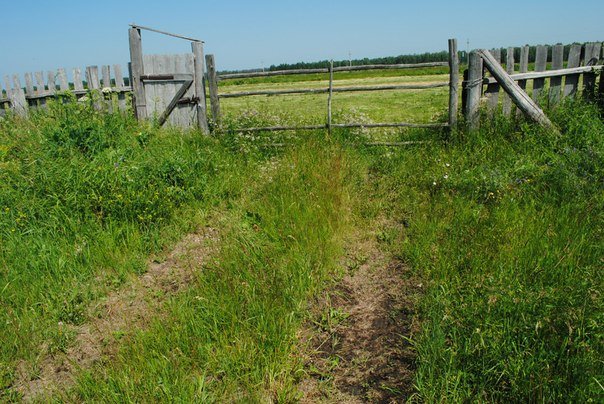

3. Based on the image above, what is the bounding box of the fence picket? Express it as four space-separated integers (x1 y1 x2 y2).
113 64 127 112
549 45 564 105
73 68 84 91
584 42 602 98
485 49 501 112
532 45 548 103
102 65 113 112
57 68 69 91
563 44 582 97
502 47 515 116
47 71 56 95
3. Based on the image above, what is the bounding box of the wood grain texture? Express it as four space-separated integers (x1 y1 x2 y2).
549 44 564 104
532 45 548 103
191 41 209 133
113 64 127 111
478 49 556 131
47 71 56 95
465 51 483 131
563 44 582 97
57 68 69 91
73 68 84 91
448 38 459 128
502 47 515 116
205 54 221 125
485 49 501 112
583 42 602 99
129 27 147 119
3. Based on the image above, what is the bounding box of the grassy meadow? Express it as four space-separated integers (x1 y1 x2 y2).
0 67 602 402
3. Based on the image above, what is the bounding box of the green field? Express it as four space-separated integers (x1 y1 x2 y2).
0 68 602 402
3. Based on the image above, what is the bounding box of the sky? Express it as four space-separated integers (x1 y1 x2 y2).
1 0 603 80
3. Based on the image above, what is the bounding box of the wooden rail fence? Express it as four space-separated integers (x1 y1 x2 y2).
1 64 132 117
204 38 459 134
463 42 603 129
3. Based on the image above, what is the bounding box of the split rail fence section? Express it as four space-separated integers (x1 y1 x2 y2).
204 38 460 134
463 42 603 129
0 65 132 117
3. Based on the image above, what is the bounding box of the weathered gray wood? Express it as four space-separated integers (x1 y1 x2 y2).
220 82 449 98
47 71 56 95
158 79 193 126
191 41 209 133
485 49 501 112
218 62 449 80
563 44 582 97
129 27 147 119
448 38 459 128
332 122 448 129
12 75 22 93
113 64 127 111
101 65 113 112
502 47 515 116
465 51 483 131
10 87 28 117
73 68 84 91
182 53 197 127
24 73 35 97
328 61 333 134
86 66 101 109
484 65 602 83
583 42 602 99
205 54 221 125
57 68 69 91
532 45 548 102
549 44 564 105
236 124 326 132
34 72 47 107
518 46 530 91
478 49 556 131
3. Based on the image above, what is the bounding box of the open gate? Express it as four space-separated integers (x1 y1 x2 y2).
128 25 209 133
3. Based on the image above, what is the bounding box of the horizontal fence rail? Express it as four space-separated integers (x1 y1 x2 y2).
217 62 449 80
205 44 458 135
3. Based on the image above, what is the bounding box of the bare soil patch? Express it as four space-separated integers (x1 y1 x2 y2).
13 225 219 402
299 227 422 403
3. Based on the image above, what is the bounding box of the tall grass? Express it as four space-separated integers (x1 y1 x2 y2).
71 136 356 402
0 99 262 398
357 100 603 401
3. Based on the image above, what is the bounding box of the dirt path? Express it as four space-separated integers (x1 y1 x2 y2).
13 225 220 402
299 225 421 403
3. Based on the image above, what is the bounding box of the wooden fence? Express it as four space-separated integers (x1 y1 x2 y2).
204 38 460 136
462 42 603 129
0 64 132 117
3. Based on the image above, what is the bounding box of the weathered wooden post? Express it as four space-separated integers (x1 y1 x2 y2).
191 41 210 134
549 44 564 105
205 54 221 126
465 51 483 131
327 60 333 135
563 44 582 98
128 27 147 120
484 49 501 113
448 38 459 129
5 77 28 117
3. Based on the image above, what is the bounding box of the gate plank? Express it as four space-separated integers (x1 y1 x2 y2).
73 68 84 91
113 64 127 112
129 27 147 119
57 68 69 91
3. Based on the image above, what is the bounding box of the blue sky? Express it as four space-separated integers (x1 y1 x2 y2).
1 0 602 79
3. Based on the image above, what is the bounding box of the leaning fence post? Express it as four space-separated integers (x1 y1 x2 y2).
448 38 459 129
191 41 209 134
327 60 333 135
205 54 221 127
128 27 147 120
465 51 483 131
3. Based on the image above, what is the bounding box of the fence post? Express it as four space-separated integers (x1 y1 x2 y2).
502 47 515 116
465 51 483 131
327 60 333 135
191 41 209 134
448 38 459 129
128 27 147 120
205 54 221 127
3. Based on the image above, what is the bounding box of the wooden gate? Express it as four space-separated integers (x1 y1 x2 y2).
128 25 209 133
